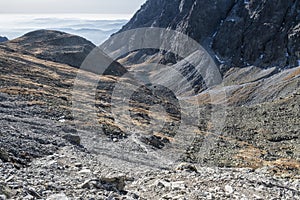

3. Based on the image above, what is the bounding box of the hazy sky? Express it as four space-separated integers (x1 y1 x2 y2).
0 0 146 14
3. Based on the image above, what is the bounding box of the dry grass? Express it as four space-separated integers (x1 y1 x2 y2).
153 132 176 142
284 67 300 81
236 146 300 177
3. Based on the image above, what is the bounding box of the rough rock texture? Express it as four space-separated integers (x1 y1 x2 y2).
1 146 299 199
1 31 298 178
213 0 300 69
0 5 299 199
118 0 300 69
193 65 300 106
3 30 96 68
0 36 8 43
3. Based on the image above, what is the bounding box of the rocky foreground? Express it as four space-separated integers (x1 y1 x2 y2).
1 145 299 199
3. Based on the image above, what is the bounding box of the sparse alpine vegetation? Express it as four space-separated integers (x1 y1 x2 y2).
0 0 299 199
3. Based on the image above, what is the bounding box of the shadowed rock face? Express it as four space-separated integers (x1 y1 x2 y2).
213 0 300 69
0 36 8 43
3 30 96 68
119 0 300 69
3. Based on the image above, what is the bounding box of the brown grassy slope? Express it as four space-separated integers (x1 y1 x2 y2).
0 44 299 176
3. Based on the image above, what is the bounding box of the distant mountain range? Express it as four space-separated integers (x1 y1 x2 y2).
0 36 8 42
0 14 129 45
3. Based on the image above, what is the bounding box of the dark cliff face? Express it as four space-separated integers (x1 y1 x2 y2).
213 0 300 69
120 0 235 41
119 0 300 69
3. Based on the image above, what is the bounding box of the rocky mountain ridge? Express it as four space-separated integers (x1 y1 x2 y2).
119 0 300 70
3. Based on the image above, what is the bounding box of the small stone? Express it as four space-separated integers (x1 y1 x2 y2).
47 160 57 166
0 195 6 200
4 176 14 183
74 162 83 168
157 180 171 188
171 181 186 190
63 134 81 145
26 187 42 198
23 194 34 200
0 183 13 199
79 180 91 189
172 195 186 200
207 193 214 199
175 163 198 173
224 185 234 194
253 194 263 199
78 169 91 174
101 174 126 191
47 193 68 200
0 149 10 162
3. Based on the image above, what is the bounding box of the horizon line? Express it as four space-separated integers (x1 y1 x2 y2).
0 13 134 20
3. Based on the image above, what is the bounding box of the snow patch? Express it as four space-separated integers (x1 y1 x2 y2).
215 55 225 64
179 0 185 12
285 52 289 57
212 31 218 38
226 18 236 22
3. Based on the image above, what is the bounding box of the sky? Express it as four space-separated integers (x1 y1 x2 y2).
0 0 146 14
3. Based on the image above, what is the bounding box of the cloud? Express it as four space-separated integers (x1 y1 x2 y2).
0 0 146 14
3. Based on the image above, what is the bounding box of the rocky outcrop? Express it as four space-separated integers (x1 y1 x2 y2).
213 0 300 69
118 0 300 69
0 36 8 43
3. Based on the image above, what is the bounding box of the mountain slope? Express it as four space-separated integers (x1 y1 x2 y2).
3 30 96 68
0 1 299 197
0 17 299 199
0 31 299 200
110 0 300 173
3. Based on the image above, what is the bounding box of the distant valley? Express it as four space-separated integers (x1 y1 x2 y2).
0 14 129 45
